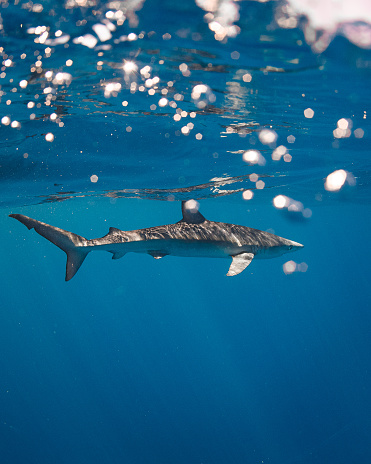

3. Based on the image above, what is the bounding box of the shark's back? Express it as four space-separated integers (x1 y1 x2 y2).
138 220 288 248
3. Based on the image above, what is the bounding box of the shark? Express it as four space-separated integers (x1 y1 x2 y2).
9 200 303 281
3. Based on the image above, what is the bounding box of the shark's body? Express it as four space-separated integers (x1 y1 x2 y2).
9 201 303 281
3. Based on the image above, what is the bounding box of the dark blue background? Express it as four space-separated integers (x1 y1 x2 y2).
1 199 370 464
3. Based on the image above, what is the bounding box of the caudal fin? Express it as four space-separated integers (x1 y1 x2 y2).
9 214 90 281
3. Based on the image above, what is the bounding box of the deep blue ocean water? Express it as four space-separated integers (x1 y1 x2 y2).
1 1 371 463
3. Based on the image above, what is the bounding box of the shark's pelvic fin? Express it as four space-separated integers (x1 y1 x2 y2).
181 200 206 224
148 251 168 259
227 252 254 276
9 214 89 281
112 251 126 260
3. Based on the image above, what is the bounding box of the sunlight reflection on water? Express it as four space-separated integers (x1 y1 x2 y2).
0 0 368 210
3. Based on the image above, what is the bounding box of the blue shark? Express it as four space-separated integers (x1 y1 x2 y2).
9 200 303 281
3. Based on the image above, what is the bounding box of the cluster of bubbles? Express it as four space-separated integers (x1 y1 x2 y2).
333 118 364 140
283 260 308 275
100 60 212 140
239 108 360 216
324 169 356 192
196 0 240 41
0 48 73 139
273 195 312 219
275 0 371 52
22 0 371 53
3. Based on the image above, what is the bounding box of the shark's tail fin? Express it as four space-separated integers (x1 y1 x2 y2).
9 214 90 281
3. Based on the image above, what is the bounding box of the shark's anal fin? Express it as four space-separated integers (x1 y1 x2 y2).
148 251 168 259
227 252 254 276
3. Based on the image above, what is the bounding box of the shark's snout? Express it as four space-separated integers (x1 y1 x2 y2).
283 240 304 254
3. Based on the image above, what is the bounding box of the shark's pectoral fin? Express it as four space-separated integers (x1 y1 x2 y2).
148 251 168 259
227 253 254 276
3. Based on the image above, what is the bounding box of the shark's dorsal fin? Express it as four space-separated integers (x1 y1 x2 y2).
227 253 254 276
181 200 206 224
109 227 121 234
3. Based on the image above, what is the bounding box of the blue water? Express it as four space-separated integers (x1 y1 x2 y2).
1 1 371 463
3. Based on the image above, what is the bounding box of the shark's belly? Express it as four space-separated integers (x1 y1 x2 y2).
115 238 243 258
162 239 239 258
